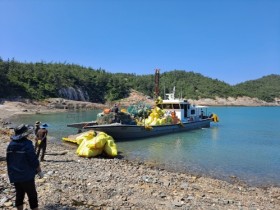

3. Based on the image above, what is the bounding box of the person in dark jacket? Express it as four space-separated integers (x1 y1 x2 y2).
111 104 119 113
6 124 43 210
36 123 49 161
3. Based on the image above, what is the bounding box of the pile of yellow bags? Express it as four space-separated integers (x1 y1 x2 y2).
136 106 179 126
63 130 118 158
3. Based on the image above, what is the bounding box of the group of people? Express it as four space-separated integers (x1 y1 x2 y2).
6 121 49 210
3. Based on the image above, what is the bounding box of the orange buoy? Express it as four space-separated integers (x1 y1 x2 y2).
103 108 111 114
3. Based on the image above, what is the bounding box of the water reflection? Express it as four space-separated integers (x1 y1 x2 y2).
210 125 219 141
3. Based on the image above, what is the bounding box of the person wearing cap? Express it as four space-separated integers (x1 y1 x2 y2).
34 121 41 136
36 123 49 161
6 124 43 210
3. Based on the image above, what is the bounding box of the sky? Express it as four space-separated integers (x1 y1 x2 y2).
0 0 279 85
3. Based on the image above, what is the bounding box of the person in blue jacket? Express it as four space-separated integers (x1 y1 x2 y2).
6 124 44 210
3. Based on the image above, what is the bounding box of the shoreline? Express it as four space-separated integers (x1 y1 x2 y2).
1 95 279 123
0 98 108 128
1 99 280 209
1 130 280 209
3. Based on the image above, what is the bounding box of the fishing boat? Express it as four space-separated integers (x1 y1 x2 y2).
67 69 218 141
67 87 218 141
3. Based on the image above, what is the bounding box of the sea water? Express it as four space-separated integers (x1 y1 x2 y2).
10 107 280 187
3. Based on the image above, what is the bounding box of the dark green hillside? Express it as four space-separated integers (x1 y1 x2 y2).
0 58 279 102
116 71 236 100
110 72 280 102
234 74 280 102
0 58 130 102
159 70 235 100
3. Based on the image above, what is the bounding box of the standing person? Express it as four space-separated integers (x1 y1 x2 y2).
34 121 41 152
111 104 119 113
6 124 44 210
36 123 49 161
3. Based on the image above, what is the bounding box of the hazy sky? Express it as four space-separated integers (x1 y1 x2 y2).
0 0 279 85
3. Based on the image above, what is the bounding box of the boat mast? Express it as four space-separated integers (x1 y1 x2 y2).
154 69 160 99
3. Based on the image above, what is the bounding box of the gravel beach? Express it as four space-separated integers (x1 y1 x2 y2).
0 98 280 209
1 132 280 210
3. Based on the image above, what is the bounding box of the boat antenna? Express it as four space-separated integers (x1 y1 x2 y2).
154 69 160 99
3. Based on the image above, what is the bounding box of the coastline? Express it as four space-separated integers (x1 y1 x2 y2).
189 96 280 107
1 92 278 124
1 129 280 209
0 98 108 125
0 98 280 209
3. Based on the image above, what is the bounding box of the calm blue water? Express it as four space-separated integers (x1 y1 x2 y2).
10 107 280 187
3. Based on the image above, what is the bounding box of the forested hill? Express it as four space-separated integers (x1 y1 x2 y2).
0 58 279 102
234 75 280 102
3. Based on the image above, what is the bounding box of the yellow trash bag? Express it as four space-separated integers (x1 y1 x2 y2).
154 106 161 113
76 130 96 145
76 136 93 154
158 118 166 125
87 132 111 149
104 139 118 157
62 137 77 144
76 138 102 157
158 109 165 117
155 96 163 105
144 125 153 130
78 146 103 157
211 114 219 122
149 112 155 118
76 138 87 155
62 133 86 144
150 118 161 126
144 116 153 125
135 118 142 126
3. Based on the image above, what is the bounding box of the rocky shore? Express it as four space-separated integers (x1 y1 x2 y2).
1 130 280 210
1 91 278 125
189 96 280 107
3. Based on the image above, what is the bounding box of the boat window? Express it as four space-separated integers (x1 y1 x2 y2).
173 104 180 109
162 104 172 109
183 104 188 117
162 104 181 109
191 109 195 115
157 104 163 109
